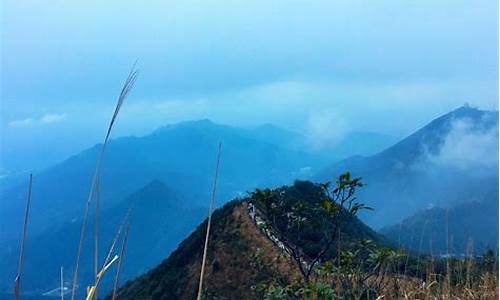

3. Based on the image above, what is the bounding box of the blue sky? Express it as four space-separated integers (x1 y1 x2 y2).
1 0 498 171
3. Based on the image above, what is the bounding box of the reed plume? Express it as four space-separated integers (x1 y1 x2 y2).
93 175 100 300
70 64 138 300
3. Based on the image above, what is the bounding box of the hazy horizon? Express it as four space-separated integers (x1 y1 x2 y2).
0 3 498 297
2 0 498 172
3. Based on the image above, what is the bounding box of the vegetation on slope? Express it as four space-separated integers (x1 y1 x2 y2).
111 177 390 299
110 200 299 299
111 176 498 300
380 195 499 255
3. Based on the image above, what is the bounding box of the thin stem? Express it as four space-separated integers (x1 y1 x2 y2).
14 174 33 300
70 64 138 300
196 142 222 300
94 175 100 300
112 224 131 300
61 266 64 300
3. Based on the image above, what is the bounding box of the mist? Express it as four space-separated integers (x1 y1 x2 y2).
2 0 499 172
407 110 500 178
429 118 499 171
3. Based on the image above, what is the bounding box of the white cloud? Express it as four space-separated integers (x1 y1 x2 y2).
117 98 209 131
305 110 348 150
40 113 67 124
8 118 36 128
426 117 499 170
8 113 67 128
109 77 497 140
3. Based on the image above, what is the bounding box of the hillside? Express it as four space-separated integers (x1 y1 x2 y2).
316 105 499 228
0 180 205 297
111 180 388 299
111 201 292 300
109 179 498 300
325 131 398 160
0 120 325 245
380 193 499 255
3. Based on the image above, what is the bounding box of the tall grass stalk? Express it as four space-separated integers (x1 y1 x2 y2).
14 174 33 300
112 223 130 300
196 142 223 300
61 266 64 300
102 206 133 269
465 238 474 288
445 207 451 297
70 65 138 300
415 220 428 277
85 255 119 300
88 207 131 300
93 175 100 300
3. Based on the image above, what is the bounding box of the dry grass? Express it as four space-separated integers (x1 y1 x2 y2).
112 223 131 300
85 255 119 300
371 272 498 300
191 204 302 300
196 142 223 300
70 64 138 300
14 174 33 300
305 254 499 300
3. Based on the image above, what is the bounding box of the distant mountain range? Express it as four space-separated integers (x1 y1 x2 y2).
316 106 499 228
250 123 398 160
380 194 498 255
0 120 318 244
0 120 395 245
0 119 396 297
1 106 498 297
0 180 206 296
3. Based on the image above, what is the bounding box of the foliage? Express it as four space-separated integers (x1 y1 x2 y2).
111 178 498 300
261 244 498 299
250 172 375 283
252 174 499 299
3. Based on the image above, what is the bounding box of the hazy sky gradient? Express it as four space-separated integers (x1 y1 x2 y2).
1 0 498 171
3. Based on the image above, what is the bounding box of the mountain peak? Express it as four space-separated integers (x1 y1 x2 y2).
110 181 387 299
143 179 169 190
316 106 499 227
447 104 488 118
112 200 292 299
181 118 215 126
253 123 284 131
126 179 184 209
437 105 499 128
152 119 220 134
428 105 499 136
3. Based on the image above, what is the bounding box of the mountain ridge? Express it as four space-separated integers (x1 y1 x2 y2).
0 180 206 296
110 180 390 300
0 120 324 244
316 105 499 228
380 191 499 255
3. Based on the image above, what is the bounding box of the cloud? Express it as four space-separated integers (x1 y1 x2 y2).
8 118 36 128
104 77 496 140
40 113 67 124
425 117 499 170
305 110 348 150
8 113 67 128
116 99 209 134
